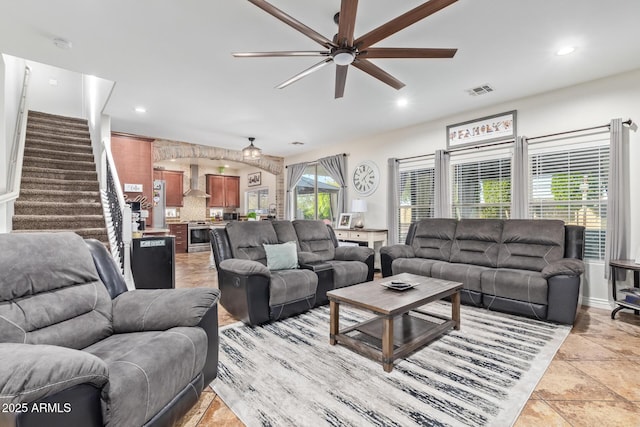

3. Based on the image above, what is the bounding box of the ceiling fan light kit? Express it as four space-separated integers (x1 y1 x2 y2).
234 0 459 98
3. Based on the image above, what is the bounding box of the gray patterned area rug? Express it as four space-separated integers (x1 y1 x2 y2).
212 302 570 427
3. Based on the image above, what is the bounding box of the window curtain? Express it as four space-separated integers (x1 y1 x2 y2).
285 162 308 220
434 149 450 218
388 158 399 244
512 136 529 219
318 154 347 217
604 118 630 280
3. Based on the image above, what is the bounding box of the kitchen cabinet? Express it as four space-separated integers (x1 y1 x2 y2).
154 169 184 207
206 174 240 208
168 223 188 253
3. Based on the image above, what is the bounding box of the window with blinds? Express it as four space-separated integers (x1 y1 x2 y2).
450 150 512 219
529 135 609 260
397 156 435 243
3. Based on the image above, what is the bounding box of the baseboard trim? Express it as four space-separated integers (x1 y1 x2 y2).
581 296 613 311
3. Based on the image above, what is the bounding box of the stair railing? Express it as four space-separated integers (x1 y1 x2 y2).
0 65 31 205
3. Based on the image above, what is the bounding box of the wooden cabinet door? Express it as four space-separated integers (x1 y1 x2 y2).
163 170 184 207
225 176 240 208
206 175 225 207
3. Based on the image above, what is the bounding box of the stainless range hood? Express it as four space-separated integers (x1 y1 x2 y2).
183 164 210 198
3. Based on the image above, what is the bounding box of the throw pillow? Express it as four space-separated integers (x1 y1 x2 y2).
264 241 299 271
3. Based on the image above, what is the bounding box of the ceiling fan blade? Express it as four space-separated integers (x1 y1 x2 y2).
233 51 330 58
248 0 336 49
335 65 349 98
354 0 458 50
359 47 457 59
276 58 333 89
352 59 405 90
336 0 358 47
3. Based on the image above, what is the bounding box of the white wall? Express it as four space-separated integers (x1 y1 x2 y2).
26 60 83 118
284 68 640 308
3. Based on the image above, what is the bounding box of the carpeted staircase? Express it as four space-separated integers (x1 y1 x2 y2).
12 110 109 244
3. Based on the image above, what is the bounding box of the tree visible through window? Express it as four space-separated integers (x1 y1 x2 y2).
294 164 340 222
451 157 511 219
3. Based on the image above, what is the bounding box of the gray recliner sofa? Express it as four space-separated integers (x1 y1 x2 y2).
210 219 374 325
0 232 220 427
380 219 585 324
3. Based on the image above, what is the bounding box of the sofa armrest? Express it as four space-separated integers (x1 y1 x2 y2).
219 259 271 278
541 258 585 279
334 246 374 263
0 343 108 405
298 251 325 264
112 288 220 333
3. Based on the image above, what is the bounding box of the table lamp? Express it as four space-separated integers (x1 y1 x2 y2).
351 199 367 229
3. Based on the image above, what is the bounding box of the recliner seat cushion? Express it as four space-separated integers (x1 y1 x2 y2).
391 258 439 277
480 268 548 305
497 220 565 272
450 219 502 267
226 221 279 264
325 260 368 288
430 261 490 293
83 327 207 427
269 269 317 307
293 220 336 262
410 219 458 261
0 232 112 349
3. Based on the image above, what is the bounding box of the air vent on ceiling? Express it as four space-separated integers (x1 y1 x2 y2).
467 84 494 96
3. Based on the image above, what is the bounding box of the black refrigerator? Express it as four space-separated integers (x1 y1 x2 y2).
131 236 175 289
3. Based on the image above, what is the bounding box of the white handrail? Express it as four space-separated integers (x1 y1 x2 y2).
0 66 31 204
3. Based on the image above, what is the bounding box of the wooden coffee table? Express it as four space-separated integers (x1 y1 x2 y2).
327 273 462 372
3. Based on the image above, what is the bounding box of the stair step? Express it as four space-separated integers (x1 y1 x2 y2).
12 228 109 243
28 111 88 127
21 166 98 181
14 200 103 215
13 215 106 230
27 122 90 138
18 189 101 203
20 177 99 192
25 138 93 154
23 156 96 172
25 130 91 146
24 146 94 163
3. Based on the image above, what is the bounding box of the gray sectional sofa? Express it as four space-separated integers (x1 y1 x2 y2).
0 232 220 427
210 219 374 325
380 219 585 324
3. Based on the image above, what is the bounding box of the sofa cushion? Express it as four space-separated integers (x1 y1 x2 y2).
226 221 278 264
293 220 335 262
450 219 503 267
480 268 548 305
325 260 368 288
269 269 318 307
430 261 491 293
410 219 458 261
83 327 207 427
497 220 565 272
264 241 299 271
271 220 301 250
391 258 440 277
0 232 113 349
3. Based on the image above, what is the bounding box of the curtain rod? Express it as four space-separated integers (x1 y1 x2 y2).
526 119 633 142
285 153 347 168
396 153 435 162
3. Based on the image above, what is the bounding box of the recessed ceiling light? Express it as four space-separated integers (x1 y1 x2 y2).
53 38 72 50
556 46 576 56
134 106 147 113
396 98 409 108
48 79 58 86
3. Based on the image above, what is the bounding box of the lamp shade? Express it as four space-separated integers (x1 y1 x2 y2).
351 199 367 213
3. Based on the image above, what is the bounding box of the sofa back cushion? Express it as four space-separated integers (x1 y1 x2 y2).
497 220 565 271
410 219 458 261
0 232 113 349
271 220 301 250
292 220 335 262
226 221 278 264
450 219 503 267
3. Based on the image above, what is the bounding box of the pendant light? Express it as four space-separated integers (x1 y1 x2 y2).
242 137 262 160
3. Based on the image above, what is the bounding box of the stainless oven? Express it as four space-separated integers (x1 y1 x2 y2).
187 223 211 252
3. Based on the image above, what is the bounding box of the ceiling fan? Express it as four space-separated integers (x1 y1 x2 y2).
233 0 459 98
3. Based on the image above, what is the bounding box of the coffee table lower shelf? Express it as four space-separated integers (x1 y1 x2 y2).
330 310 456 372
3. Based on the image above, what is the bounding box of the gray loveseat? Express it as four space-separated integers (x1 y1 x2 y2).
0 232 220 427
210 220 374 325
380 219 585 324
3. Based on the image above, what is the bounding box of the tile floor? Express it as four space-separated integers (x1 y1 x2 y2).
175 252 640 426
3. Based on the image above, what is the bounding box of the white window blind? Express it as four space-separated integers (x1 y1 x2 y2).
529 133 610 260
397 156 435 243
450 148 512 219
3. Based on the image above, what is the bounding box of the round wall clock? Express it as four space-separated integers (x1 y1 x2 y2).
352 160 380 196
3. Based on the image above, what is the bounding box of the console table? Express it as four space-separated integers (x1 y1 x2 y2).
334 228 388 270
610 259 640 319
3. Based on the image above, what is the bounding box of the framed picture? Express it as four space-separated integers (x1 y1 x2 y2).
248 172 261 187
447 110 517 150
337 213 353 229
